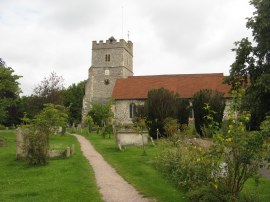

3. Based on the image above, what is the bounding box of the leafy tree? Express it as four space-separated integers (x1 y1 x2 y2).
225 0 270 129
0 60 21 126
63 80 86 125
89 101 113 128
145 88 178 138
22 104 68 165
20 72 65 118
33 72 65 105
192 89 225 137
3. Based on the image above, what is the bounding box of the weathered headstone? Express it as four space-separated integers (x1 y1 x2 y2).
71 144 75 155
16 127 27 159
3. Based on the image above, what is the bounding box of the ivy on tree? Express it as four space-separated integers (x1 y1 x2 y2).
225 0 270 130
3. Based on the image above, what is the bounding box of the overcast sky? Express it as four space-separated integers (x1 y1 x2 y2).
0 0 254 95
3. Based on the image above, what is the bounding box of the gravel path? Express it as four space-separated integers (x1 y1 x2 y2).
73 134 149 202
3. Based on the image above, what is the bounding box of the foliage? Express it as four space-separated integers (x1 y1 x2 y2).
89 101 113 127
192 89 225 137
22 72 65 118
155 139 214 191
63 80 86 125
22 104 68 165
260 116 270 137
82 115 95 132
0 61 21 126
164 118 179 136
145 88 178 138
211 88 267 198
177 98 190 126
225 0 270 130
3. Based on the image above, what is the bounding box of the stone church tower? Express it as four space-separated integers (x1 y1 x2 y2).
82 37 133 120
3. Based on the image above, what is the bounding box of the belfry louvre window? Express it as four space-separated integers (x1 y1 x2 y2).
105 54 110 62
129 103 136 118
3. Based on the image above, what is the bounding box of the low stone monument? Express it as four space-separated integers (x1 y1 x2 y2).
115 129 148 150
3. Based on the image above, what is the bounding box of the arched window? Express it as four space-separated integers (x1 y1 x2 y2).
129 103 136 118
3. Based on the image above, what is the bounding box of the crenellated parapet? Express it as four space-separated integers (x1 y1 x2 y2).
92 37 133 56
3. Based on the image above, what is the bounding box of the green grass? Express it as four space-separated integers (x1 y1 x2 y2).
243 177 270 201
0 130 102 202
82 131 187 202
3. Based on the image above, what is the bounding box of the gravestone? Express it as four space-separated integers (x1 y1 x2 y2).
16 127 27 159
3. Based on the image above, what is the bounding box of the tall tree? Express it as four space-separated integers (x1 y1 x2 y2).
63 80 86 125
20 72 65 118
192 89 225 137
0 59 21 126
33 72 65 105
225 0 270 129
145 88 178 138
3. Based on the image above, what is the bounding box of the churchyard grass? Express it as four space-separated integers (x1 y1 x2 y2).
0 130 102 202
81 130 187 202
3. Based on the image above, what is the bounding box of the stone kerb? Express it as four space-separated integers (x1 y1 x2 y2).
115 130 148 150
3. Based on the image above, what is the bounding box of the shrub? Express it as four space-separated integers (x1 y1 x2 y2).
0 124 6 130
22 104 68 165
89 101 113 127
155 140 214 191
192 89 225 137
176 98 190 126
145 88 177 138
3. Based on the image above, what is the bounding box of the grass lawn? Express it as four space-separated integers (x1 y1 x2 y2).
0 130 102 202
82 131 187 202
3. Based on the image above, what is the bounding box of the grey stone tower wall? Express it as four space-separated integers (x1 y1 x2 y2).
82 38 133 121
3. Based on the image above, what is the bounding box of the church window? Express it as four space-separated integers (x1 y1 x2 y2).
129 103 136 118
105 54 110 62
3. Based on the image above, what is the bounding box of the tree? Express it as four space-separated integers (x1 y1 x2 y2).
33 72 65 105
0 60 21 126
63 81 86 125
177 98 190 126
22 104 68 165
88 101 113 128
192 89 225 137
20 72 65 118
145 88 178 138
225 0 270 130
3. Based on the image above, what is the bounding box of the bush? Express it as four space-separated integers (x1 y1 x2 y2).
177 98 190 126
22 104 68 165
0 124 6 130
145 88 178 138
155 140 214 191
192 89 225 137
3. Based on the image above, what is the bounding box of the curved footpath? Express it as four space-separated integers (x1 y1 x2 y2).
73 134 150 202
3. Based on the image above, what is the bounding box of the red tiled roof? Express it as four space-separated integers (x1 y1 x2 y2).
112 73 230 99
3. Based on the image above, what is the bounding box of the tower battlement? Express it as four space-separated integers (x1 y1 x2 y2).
92 37 133 56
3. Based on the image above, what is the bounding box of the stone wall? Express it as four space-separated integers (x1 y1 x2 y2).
114 99 145 125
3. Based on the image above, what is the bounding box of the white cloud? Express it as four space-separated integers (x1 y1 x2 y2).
0 0 254 95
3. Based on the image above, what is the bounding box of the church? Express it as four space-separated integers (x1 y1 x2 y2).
82 37 230 125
